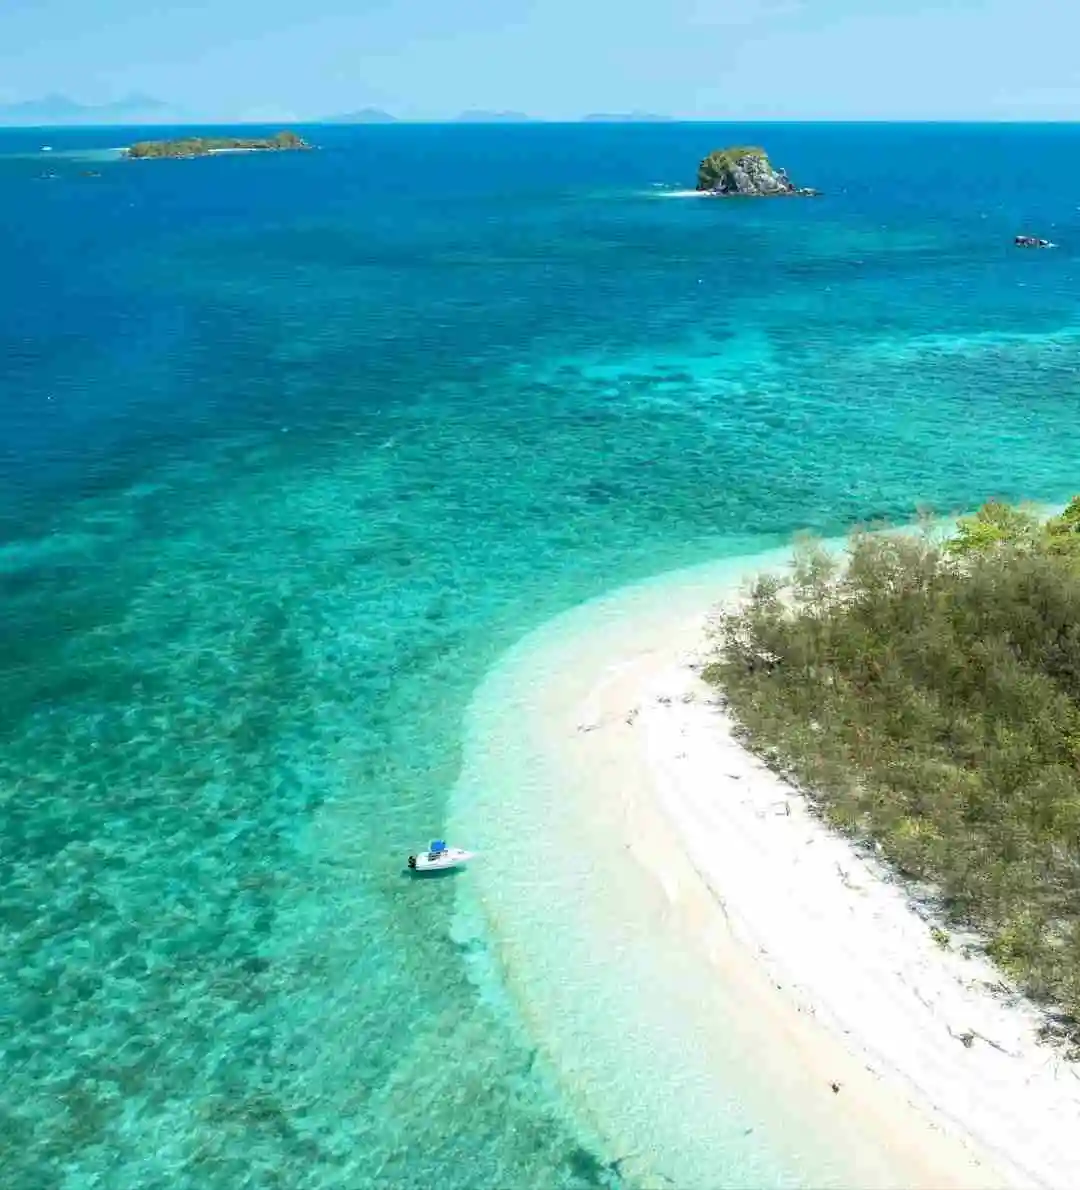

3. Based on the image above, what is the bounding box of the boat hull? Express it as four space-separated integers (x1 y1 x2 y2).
408 848 475 872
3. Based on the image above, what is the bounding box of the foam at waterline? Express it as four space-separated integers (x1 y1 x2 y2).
448 544 867 1189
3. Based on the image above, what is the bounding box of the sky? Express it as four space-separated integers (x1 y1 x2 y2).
1 0 1078 122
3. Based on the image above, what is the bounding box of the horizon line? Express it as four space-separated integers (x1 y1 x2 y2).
4 117 1080 129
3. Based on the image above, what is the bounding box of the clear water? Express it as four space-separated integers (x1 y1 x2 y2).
448 551 868 1190
3 121 1080 1189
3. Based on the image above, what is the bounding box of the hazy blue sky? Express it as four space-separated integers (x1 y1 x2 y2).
1 0 1078 121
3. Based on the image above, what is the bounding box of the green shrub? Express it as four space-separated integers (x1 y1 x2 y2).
696 146 768 189
705 502 1080 1042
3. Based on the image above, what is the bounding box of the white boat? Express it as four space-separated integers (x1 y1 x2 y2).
407 840 475 872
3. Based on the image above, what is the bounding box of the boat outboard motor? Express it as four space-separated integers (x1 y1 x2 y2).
407 855 417 869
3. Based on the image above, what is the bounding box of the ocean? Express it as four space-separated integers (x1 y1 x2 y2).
2 121 1080 1189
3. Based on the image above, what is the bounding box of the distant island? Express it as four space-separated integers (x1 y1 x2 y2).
0 91 172 126
696 146 819 197
124 130 311 159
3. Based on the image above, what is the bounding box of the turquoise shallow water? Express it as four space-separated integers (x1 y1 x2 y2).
3 121 1080 1188
447 551 857 1190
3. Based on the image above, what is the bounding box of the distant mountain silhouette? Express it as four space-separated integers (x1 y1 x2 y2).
322 108 399 124
580 111 673 123
454 110 537 123
0 92 172 125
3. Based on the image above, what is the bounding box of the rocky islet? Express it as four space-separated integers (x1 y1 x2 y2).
696 146 819 197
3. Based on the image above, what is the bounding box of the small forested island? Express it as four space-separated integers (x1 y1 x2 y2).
124 130 311 159
696 146 819 197
707 497 1080 1052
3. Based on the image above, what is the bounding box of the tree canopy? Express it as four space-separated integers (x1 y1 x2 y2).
125 131 309 159
705 498 1080 1051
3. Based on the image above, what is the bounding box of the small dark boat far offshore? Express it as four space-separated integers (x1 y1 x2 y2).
1014 234 1055 248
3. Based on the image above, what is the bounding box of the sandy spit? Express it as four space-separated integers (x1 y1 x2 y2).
452 551 1080 1188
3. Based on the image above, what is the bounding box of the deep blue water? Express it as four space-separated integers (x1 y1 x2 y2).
3 122 1080 1189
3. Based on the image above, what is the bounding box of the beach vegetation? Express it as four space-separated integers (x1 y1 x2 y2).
705 499 1080 1047
931 926 951 949
947 499 1041 557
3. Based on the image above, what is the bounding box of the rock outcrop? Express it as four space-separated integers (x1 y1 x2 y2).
696 146 819 197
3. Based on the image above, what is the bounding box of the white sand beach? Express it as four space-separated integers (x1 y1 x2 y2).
451 549 1080 1189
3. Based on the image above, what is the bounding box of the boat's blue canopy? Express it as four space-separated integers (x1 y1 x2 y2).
430 839 446 853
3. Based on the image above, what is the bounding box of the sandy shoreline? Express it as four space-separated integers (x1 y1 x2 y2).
451 549 1080 1188
644 640 1080 1188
